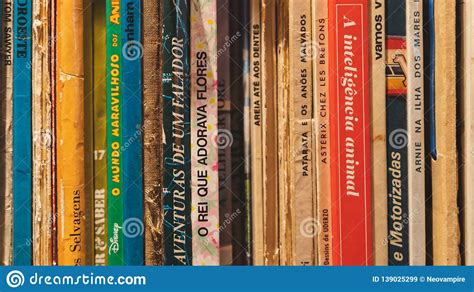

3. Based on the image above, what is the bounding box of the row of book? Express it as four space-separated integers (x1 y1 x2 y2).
0 0 472 266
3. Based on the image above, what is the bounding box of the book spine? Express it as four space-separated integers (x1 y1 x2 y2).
249 0 264 266
12 0 32 266
93 0 107 266
431 0 460 265
215 0 233 265
190 0 219 265
56 0 86 265
370 0 388 266
328 0 372 265
314 0 332 266
106 0 124 265
276 0 290 265
261 0 279 266
50 0 57 265
461 0 474 266
288 0 315 265
0 0 13 266
385 0 408 266
406 0 426 266
121 0 144 266
163 0 192 265
32 0 52 266
143 0 163 265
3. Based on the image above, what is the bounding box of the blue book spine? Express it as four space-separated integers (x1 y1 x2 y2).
121 0 144 265
12 0 32 265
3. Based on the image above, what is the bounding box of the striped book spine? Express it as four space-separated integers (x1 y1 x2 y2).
12 0 32 265
93 0 108 266
106 0 124 265
121 0 144 265
0 0 14 266
56 0 86 265
163 0 192 265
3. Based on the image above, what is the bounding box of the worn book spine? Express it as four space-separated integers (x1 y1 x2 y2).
288 0 315 266
328 0 372 265
461 0 474 266
385 0 408 266
370 0 388 266
143 0 163 266
93 0 107 266
12 0 32 266
106 0 124 265
0 0 13 266
215 0 231 266
406 0 426 266
249 0 264 266
32 0 52 266
190 0 219 265
56 0 86 266
163 0 192 265
314 0 332 266
431 0 460 266
261 0 279 266
276 0 290 266
121 0 144 266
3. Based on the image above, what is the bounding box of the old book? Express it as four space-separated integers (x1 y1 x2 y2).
162 0 192 265
106 0 124 265
216 0 233 266
328 0 372 265
261 0 279 266
0 0 14 266
370 0 388 266
13 0 32 265
385 0 408 265
190 0 219 265
249 0 264 266
276 0 290 266
431 0 460 265
92 0 107 266
314 0 332 266
143 0 164 266
56 0 86 265
288 0 315 265
461 0 474 266
122 0 144 266
32 0 53 266
406 0 426 266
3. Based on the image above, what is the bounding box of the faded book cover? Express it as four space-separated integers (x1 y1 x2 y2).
288 0 315 265
314 0 332 266
406 0 426 266
0 0 13 266
370 0 388 266
261 0 279 266
56 0 86 265
32 0 53 266
250 0 264 266
190 0 219 265
430 0 460 266
461 0 474 266
143 0 164 266
92 0 107 266
328 0 372 265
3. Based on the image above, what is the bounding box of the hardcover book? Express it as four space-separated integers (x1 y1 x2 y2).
328 0 372 265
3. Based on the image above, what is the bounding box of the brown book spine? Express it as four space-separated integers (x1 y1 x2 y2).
143 0 164 265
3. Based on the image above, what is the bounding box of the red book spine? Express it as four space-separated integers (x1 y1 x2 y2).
328 0 372 266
